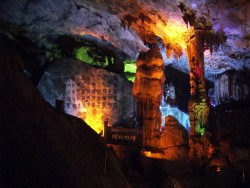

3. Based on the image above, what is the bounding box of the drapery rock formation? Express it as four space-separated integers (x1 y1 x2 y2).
132 46 165 147
214 70 250 105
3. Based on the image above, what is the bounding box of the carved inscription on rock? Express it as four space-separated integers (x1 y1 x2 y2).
38 59 135 134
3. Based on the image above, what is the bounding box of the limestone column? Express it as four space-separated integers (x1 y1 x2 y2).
186 29 210 136
186 29 210 161
178 1 226 163
132 46 165 147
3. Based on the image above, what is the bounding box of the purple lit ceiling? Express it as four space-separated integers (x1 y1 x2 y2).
0 0 249 80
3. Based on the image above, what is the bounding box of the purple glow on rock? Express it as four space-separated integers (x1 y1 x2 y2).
191 3 197 8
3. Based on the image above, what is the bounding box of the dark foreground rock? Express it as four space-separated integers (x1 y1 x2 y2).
0 49 131 188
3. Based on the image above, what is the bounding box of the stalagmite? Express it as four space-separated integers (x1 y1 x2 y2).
132 46 165 147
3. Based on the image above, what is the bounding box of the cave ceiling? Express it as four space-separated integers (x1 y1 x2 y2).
0 0 249 81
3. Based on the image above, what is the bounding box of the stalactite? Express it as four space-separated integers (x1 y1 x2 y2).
214 71 250 105
219 74 229 103
214 75 220 105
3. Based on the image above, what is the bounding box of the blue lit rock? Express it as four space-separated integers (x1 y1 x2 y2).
160 105 190 132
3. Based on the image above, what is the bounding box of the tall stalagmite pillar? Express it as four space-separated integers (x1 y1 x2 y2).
186 29 210 161
132 46 165 147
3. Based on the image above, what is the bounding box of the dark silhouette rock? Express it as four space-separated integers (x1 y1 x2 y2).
0 49 131 188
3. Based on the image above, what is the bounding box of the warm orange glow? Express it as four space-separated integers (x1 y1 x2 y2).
80 107 105 134
143 150 152 158
152 20 188 50
72 18 188 57
216 166 221 172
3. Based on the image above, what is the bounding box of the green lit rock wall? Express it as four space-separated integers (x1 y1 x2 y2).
124 60 136 82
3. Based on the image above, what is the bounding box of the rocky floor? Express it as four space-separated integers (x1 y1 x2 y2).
124 157 249 188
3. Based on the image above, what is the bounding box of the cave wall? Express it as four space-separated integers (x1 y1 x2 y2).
38 58 135 133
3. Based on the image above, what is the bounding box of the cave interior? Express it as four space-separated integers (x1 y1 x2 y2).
0 0 250 187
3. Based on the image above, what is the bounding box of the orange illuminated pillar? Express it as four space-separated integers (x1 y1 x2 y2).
132 46 165 147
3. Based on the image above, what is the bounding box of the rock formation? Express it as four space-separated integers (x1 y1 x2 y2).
160 82 190 132
179 3 222 161
214 70 250 105
38 58 135 133
132 46 165 147
158 116 189 160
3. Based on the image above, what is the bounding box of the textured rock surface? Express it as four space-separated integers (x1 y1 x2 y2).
0 0 249 80
150 115 189 160
38 58 135 133
160 116 188 148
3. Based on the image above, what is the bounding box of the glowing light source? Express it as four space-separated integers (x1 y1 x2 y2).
199 127 205 136
152 20 188 50
143 150 152 158
80 107 105 133
124 63 136 73
75 47 94 64
75 46 110 67
216 166 221 172
124 60 136 82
